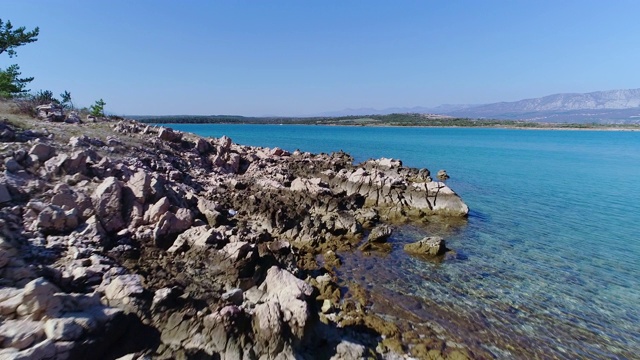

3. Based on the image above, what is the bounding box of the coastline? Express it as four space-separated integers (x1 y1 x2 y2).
0 103 481 359
142 121 640 132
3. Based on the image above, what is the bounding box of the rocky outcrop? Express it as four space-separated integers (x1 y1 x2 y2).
0 114 475 359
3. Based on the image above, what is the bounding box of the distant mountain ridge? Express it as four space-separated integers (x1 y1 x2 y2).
321 89 640 123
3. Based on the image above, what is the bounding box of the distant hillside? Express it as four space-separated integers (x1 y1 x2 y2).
318 89 640 123
446 89 640 123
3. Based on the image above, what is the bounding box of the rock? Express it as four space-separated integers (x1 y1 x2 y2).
330 340 366 360
16 278 63 320
36 103 65 122
221 241 255 262
5 157 22 173
367 224 393 243
195 138 213 154
127 169 151 203
92 176 125 232
65 111 82 124
252 301 285 356
403 236 448 257
376 158 402 168
104 274 144 302
321 299 333 314
152 287 177 308
63 150 88 174
290 177 331 194
197 197 224 227
28 143 55 162
221 288 243 305
0 320 44 350
43 317 85 341
158 127 181 142
167 225 222 253
153 209 193 245
144 197 170 224
437 169 449 180
258 266 313 339
35 205 78 233
0 121 16 141
0 183 11 203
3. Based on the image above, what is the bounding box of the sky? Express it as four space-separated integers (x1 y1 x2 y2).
2 1 640 116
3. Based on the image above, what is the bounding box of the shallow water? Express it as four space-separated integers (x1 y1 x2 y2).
169 124 640 359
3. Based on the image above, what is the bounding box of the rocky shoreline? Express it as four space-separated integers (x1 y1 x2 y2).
0 103 479 360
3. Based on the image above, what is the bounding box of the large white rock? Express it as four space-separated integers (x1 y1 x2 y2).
0 320 44 350
258 266 313 339
92 177 125 232
15 278 62 320
44 317 86 341
104 274 144 301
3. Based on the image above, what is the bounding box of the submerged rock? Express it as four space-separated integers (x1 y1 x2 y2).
404 236 448 257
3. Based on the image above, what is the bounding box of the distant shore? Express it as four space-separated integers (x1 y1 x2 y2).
133 113 640 131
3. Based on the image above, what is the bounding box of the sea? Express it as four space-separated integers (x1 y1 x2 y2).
168 124 640 359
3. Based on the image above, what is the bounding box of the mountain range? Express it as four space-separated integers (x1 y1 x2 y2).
320 89 640 123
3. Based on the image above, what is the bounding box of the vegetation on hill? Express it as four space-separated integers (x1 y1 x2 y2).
134 113 640 129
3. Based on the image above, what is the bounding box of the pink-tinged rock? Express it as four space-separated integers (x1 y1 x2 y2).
92 177 125 232
144 196 170 224
127 169 151 203
158 127 182 142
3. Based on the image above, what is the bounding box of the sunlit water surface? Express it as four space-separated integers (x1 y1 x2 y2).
169 124 640 359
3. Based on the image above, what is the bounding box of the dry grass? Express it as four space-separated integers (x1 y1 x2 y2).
0 98 139 146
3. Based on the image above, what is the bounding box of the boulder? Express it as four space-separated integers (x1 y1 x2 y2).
104 274 144 302
15 278 63 320
5 157 22 173
92 177 125 232
153 208 193 245
221 241 255 262
167 225 223 253
144 196 170 224
330 340 367 360
0 320 44 350
127 169 151 203
258 266 313 339
367 224 393 243
65 111 82 124
28 143 55 162
197 197 224 227
252 301 285 356
0 183 11 203
437 169 449 180
36 103 65 122
195 138 213 154
35 205 78 233
158 128 181 142
403 236 448 257
43 317 85 341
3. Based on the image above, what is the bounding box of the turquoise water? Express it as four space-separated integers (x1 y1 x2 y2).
169 124 640 359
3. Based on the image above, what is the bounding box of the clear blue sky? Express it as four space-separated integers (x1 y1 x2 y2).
3 1 640 116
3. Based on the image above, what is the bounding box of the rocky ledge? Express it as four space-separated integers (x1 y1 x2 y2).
0 109 474 360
